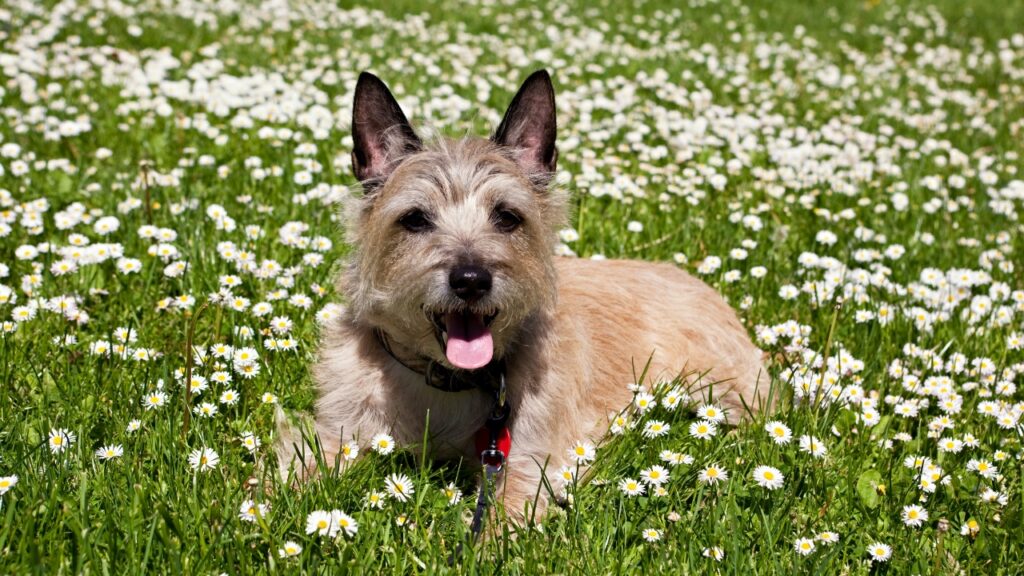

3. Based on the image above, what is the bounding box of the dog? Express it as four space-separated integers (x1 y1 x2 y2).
278 70 768 521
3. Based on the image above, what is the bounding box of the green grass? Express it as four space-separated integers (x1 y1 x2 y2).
1 0 1023 573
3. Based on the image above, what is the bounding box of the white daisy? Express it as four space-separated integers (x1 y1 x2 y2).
384 473 415 502
188 447 219 472
751 465 785 490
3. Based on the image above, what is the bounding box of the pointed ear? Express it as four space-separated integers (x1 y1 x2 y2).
493 69 557 179
351 72 422 187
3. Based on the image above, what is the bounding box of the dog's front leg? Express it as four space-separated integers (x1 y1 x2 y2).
492 451 562 524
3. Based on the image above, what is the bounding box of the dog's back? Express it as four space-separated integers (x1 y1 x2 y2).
553 258 768 424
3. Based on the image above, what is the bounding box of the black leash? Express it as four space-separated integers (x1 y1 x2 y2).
373 328 511 562
471 382 509 537
452 373 510 564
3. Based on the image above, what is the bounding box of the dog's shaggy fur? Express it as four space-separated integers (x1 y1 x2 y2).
278 70 768 519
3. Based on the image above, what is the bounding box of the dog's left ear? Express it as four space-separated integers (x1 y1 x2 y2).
493 69 557 180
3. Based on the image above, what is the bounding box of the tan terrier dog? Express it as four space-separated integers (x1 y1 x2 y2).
279 70 767 520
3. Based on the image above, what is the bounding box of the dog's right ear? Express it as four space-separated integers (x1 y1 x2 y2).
493 69 557 181
351 72 422 188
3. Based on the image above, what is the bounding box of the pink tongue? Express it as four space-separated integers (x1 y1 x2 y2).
444 311 493 370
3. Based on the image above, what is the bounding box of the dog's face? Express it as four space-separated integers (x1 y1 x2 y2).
342 71 565 369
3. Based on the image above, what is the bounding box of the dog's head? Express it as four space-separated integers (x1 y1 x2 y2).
342 70 565 370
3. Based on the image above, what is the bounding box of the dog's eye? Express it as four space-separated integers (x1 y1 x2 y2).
398 209 433 233
493 208 522 233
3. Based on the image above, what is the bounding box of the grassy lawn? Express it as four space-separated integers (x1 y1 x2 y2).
1 0 1022 573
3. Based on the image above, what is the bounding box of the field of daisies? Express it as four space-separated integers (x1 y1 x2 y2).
2 0 1023 573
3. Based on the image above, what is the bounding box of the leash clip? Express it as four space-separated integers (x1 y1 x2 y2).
480 448 506 469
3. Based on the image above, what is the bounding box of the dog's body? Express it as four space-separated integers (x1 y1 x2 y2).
280 71 767 519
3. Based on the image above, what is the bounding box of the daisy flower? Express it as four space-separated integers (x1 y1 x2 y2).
371 433 395 455
751 465 785 490
305 510 334 537
903 455 932 470
609 413 629 435
556 465 576 486
331 510 358 537
278 541 302 558
689 420 717 440
633 392 656 413
186 376 208 396
126 420 142 433
143 391 167 410
794 538 815 556
901 504 928 528
210 370 232 385
95 445 124 461
219 389 240 405
384 473 414 502
661 451 694 466
703 546 725 561
0 475 17 495
240 432 261 453
640 465 670 486
641 528 662 542
966 459 998 479
568 440 596 464
188 447 219 472
341 442 359 461
698 463 728 485
661 387 689 410
817 531 840 544
238 499 269 523
619 477 645 496
696 404 726 423
764 421 793 445
798 435 827 458
48 428 76 454
960 519 980 537
642 420 670 438
365 491 386 510
867 542 892 562
443 483 462 505
193 402 218 418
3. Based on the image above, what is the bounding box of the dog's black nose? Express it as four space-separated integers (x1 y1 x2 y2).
449 265 492 302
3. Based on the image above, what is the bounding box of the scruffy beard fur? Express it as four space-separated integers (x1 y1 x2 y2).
277 70 768 525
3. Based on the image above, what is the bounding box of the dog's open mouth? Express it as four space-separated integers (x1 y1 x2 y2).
431 310 497 370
